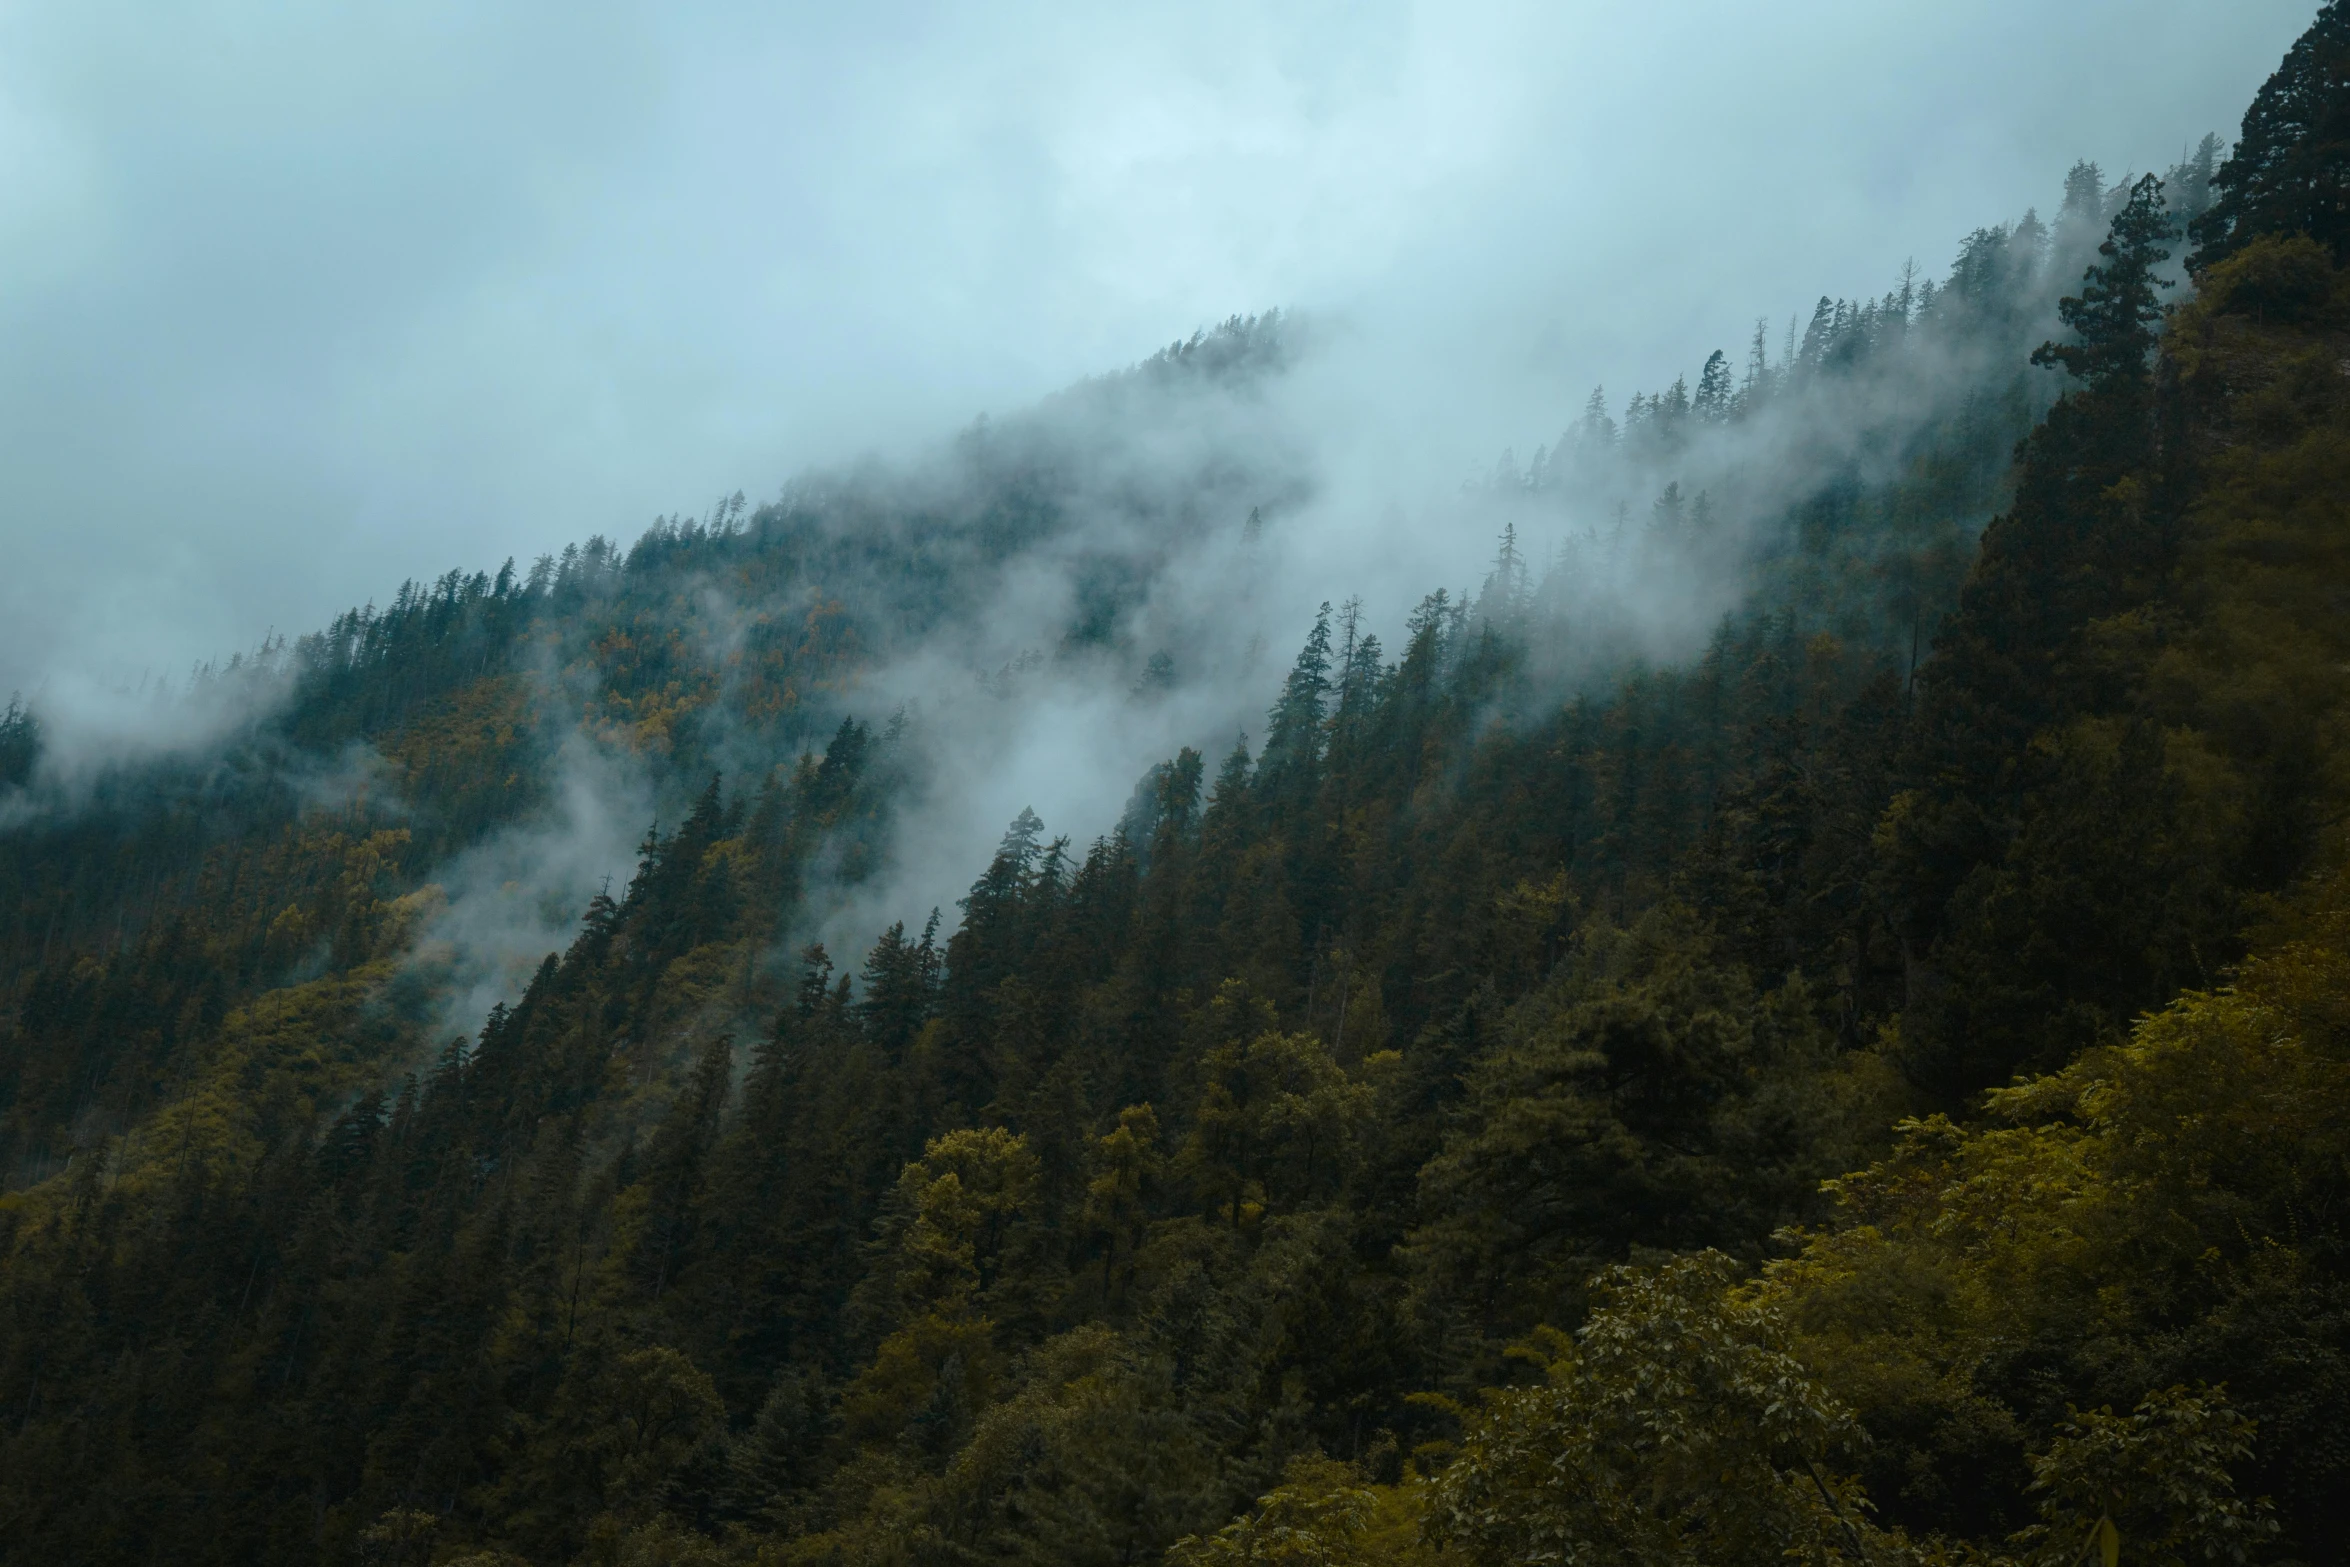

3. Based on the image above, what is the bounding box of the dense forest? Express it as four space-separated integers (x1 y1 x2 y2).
7 8 2350 1564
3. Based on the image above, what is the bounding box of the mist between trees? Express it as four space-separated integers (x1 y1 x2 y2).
9 37 2348 1562
1 137 2216 1015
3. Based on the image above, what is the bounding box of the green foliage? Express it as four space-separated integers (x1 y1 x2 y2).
1425 1252 1873 1567
1761 905 2350 1551
1178 1021 1369 1227
1167 1456 1414 1567
16 32 2350 1561
2192 0 2350 266
887 1126 1040 1316
2194 234 2344 325
1407 911 1900 1357
2016 1388 2277 1567
2033 174 2177 389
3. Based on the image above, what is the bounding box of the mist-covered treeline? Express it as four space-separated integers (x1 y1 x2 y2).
7 8 2350 1563
0 315 1317 1186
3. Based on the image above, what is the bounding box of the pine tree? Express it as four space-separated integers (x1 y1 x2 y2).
1742 318 1772 402
1693 349 1735 422
1580 385 1615 447
1797 296 1836 368
2193 2 2350 264
1647 482 1688 551
1656 374 1692 439
2057 158 2108 247
2167 131 2224 226
2032 173 2176 388
1478 527 1529 627
857 922 934 1061
1260 605 1335 798
0 694 37 789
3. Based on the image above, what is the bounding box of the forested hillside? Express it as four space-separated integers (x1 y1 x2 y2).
6 8 2350 1565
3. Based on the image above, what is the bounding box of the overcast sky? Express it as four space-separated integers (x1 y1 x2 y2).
0 0 2315 692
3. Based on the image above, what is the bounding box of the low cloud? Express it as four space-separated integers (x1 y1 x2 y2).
0 0 2310 697
405 726 655 1044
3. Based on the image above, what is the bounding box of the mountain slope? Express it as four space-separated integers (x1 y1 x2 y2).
6 21 2348 1562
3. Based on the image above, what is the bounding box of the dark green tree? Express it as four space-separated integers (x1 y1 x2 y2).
2032 173 2176 388
2192 1 2350 264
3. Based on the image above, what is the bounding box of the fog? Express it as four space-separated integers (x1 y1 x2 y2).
0 0 2312 696
0 0 2322 1027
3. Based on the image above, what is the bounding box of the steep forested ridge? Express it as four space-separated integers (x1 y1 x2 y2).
7 13 2350 1565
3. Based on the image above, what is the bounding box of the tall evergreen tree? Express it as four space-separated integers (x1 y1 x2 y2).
2032 173 2176 388
1692 349 1735 422
2193 1 2350 264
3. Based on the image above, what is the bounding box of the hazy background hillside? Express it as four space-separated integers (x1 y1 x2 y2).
0 2 2308 693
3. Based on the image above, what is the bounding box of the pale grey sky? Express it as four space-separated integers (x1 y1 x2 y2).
0 0 2315 690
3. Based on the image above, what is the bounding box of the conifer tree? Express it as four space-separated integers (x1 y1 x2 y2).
0 694 36 789
2032 173 2176 388
2193 1 2350 264
1742 319 1772 401
1260 606 1335 800
1692 349 1734 422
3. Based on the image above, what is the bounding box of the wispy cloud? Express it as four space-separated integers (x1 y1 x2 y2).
0 0 2310 697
